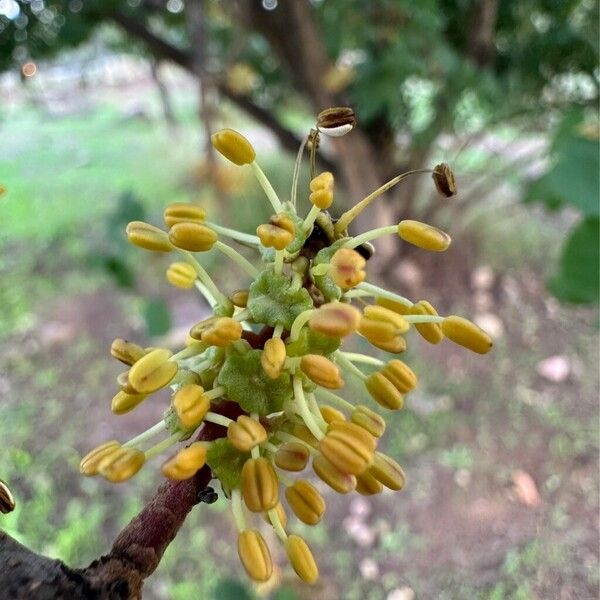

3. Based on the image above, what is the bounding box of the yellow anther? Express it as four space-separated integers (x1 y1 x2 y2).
128 348 178 394
316 106 356 137
291 424 319 449
161 442 207 480
261 337 287 379
238 529 273 582
329 248 366 289
200 317 243 347
376 297 413 315
274 442 310 472
355 470 384 496
163 202 207 228
411 300 444 344
286 534 319 584
369 335 407 354
168 222 217 252
117 370 138 394
442 316 493 354
308 302 361 337
111 390 148 415
211 129 256 166
285 479 326 525
312 455 356 494
362 305 410 333
229 289 249 308
227 415 268 452
365 372 404 410
173 384 210 429
126 221 172 252
309 171 334 193
320 421 376 475
300 354 344 389
262 502 288 529
309 172 334 209
397 219 451 252
368 451 406 491
256 214 296 250
189 316 218 340
319 405 346 424
432 162 457 198
98 447 145 483
241 457 279 513
380 359 417 393
110 338 147 366
351 405 386 438
166 262 197 289
79 441 121 476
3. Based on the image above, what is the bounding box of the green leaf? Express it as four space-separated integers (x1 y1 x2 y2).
143 298 171 336
247 269 313 330
217 349 293 415
206 439 249 492
549 217 599 304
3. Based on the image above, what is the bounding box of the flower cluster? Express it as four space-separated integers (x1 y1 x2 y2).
80 107 492 585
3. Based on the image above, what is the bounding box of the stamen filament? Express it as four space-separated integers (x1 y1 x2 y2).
291 134 308 209
124 421 167 448
195 280 217 308
404 315 445 324
340 352 384 367
315 388 354 412
355 282 413 307
306 392 328 428
231 489 246 531
144 432 185 460
343 225 397 249
204 412 233 428
274 431 319 455
335 351 367 381
268 507 288 542
171 342 207 362
180 250 229 307
274 250 285 275
273 324 284 338
293 376 325 440
334 168 432 234
261 441 280 453
205 222 260 246
251 161 283 212
289 309 314 342
205 386 226 401
215 241 259 278
302 204 321 232
233 308 252 322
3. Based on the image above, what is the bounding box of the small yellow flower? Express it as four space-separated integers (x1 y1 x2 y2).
442 315 493 354
126 221 172 253
161 442 207 480
173 384 210 429
285 535 319 584
300 354 344 389
227 415 268 452
168 222 217 252
238 529 273 582
309 302 361 337
211 129 256 166
241 457 279 513
166 262 198 289
329 248 366 289
256 214 296 250
274 442 310 472
285 479 326 525
128 348 178 394
163 202 207 228
261 337 287 379
397 219 451 252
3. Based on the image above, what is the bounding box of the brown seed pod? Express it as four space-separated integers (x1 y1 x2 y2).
0 479 16 514
317 107 356 137
432 163 457 198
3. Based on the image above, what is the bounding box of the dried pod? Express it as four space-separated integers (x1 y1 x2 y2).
0 480 15 514
317 107 356 137
432 163 457 198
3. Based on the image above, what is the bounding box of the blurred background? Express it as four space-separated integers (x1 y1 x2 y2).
0 1 598 599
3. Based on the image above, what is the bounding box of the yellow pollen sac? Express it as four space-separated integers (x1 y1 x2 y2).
211 129 256 166
319 421 375 475
397 219 451 252
286 534 319 584
79 441 121 476
365 372 404 410
274 442 310 472
291 423 319 449
166 262 198 289
285 479 326 525
362 305 410 333
189 316 218 340
368 451 406 491
309 302 361 337
351 405 386 437
229 289 249 308
319 405 346 424
256 214 296 250
163 202 207 228
329 248 366 289
168 222 217 252
98 447 145 483
238 529 273 582
316 106 356 137
376 297 413 315
309 172 334 209
110 338 147 366
369 335 407 354
128 348 178 394
126 221 172 253
201 317 243 347
381 359 417 393
262 501 288 529
432 162 457 198
241 457 279 513
355 470 384 496
300 354 344 389
261 338 287 379
312 455 357 494
227 415 268 452
0 480 15 514
111 390 148 415
173 384 210 429
161 442 207 480
411 300 444 344
442 316 493 354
